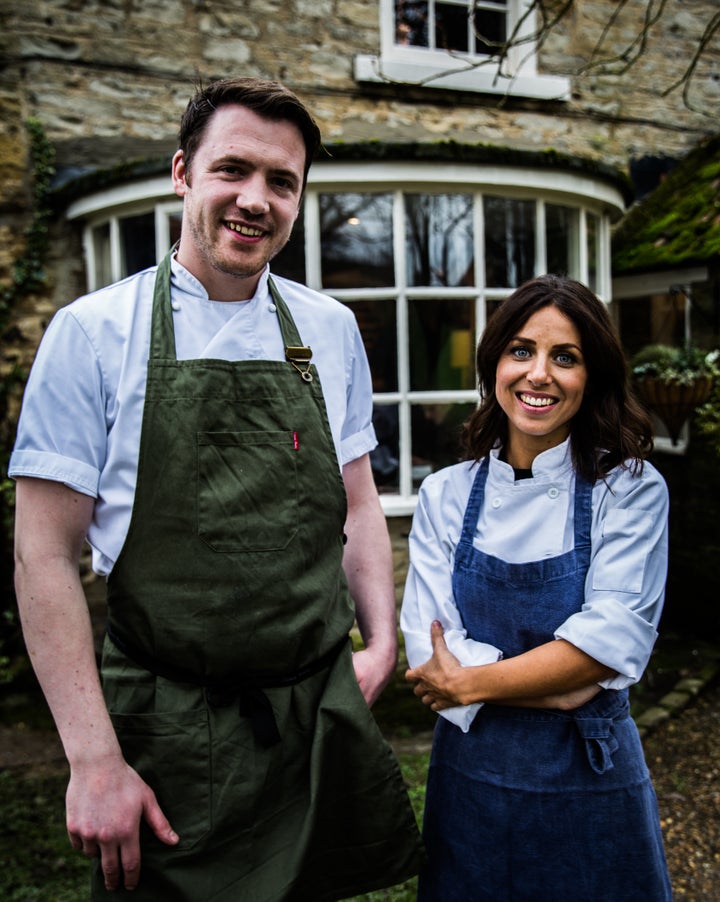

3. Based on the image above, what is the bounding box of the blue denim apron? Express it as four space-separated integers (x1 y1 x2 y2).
419 457 672 901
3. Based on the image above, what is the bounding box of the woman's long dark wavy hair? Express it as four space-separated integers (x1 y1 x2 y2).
461 274 654 483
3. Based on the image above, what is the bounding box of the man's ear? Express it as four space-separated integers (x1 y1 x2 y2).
171 150 188 197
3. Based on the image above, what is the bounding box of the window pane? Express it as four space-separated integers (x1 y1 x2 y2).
169 212 182 249
546 203 579 277
484 196 535 288
406 194 474 287
412 401 476 486
473 4 507 54
320 193 394 289
436 3 469 52
409 297 476 391
120 212 156 277
91 222 111 288
343 298 398 392
586 213 599 293
371 403 400 492
271 214 306 283
395 0 429 46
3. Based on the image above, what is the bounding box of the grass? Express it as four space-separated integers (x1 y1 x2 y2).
0 770 90 901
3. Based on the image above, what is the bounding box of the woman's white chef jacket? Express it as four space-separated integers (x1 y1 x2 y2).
400 440 669 731
10 259 376 576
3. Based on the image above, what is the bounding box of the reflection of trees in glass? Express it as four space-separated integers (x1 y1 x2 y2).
586 214 598 293
406 194 474 287
320 194 394 288
545 203 577 279
484 195 534 288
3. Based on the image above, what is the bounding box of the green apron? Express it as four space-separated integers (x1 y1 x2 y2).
94 254 423 900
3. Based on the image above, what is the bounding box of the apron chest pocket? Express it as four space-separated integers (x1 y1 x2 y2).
197 430 299 553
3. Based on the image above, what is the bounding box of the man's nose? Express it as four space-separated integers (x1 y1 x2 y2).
235 174 270 215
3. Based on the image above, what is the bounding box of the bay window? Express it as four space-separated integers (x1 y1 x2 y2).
68 158 622 512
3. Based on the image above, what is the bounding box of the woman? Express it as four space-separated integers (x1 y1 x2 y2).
401 275 672 900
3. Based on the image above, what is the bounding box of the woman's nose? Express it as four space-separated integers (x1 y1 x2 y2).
527 356 550 385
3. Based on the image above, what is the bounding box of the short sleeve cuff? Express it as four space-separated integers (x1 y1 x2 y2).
554 598 659 688
8 449 99 497
339 423 377 467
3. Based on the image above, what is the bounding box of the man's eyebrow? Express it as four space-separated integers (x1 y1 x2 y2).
215 154 301 182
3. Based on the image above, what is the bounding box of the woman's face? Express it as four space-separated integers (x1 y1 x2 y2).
495 305 588 468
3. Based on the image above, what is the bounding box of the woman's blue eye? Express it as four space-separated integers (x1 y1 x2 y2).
511 347 530 359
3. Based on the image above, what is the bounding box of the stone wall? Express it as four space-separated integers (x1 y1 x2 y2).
2 0 718 171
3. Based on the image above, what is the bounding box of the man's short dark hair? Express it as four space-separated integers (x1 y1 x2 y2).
178 77 322 187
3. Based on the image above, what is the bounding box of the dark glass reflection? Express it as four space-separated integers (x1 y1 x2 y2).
371 403 400 492
406 194 474 287
409 297 476 391
546 203 576 278
436 3 468 52
411 401 477 486
484 196 535 288
343 298 398 393
473 4 507 55
320 194 394 289
120 212 155 276
395 0 429 46
587 214 598 293
271 213 306 283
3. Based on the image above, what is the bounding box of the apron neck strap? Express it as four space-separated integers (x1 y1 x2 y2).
267 275 305 349
150 250 177 360
149 254 310 362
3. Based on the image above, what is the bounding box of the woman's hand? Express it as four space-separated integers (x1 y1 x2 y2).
405 621 466 710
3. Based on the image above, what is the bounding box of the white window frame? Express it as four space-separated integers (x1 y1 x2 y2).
67 162 623 514
355 0 570 100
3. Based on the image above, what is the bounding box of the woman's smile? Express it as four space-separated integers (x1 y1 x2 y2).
495 305 587 467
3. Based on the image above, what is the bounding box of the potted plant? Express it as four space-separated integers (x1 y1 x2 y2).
631 344 720 445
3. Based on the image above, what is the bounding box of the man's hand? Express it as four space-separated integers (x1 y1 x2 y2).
352 645 396 707
342 454 398 709
67 757 178 891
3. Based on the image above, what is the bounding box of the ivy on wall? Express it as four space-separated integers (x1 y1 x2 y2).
0 118 55 683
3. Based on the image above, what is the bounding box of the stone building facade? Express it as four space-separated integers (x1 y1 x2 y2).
1 0 719 512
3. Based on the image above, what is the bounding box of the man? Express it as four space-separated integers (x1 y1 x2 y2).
11 77 423 900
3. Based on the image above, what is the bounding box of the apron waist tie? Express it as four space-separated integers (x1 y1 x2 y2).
574 715 620 775
106 623 348 748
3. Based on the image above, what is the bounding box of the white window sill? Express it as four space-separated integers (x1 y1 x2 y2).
354 53 570 101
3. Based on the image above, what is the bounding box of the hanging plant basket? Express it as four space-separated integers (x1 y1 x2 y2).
634 375 714 444
631 345 720 446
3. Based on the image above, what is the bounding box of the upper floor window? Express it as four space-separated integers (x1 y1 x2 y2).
355 0 571 99
396 0 507 54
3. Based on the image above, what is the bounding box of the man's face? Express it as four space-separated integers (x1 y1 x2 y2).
172 104 306 301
